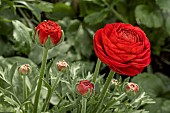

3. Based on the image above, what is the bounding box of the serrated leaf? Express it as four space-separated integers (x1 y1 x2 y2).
84 9 108 25
135 5 163 28
0 87 21 105
4 96 20 107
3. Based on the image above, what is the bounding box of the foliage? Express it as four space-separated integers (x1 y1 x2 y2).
0 57 154 112
132 72 170 113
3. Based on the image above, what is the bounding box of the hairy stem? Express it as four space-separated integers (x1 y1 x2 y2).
94 70 115 113
33 48 48 113
92 58 101 83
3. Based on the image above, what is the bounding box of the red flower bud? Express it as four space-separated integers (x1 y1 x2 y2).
77 80 94 96
56 60 68 71
35 20 62 48
126 82 139 93
19 64 32 76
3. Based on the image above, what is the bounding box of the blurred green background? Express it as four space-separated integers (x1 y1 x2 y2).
0 0 170 112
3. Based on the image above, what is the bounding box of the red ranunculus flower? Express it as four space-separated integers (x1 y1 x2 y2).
35 20 62 47
93 23 151 76
77 80 94 96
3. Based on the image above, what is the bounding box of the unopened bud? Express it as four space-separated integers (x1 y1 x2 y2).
18 64 32 76
126 82 139 93
77 80 94 97
110 79 118 90
56 60 68 71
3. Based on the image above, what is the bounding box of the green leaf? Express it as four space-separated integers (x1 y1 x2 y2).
144 98 163 113
28 44 43 64
12 20 32 43
84 9 109 25
132 73 164 97
161 100 170 112
0 87 21 106
46 3 75 20
4 96 20 107
165 16 170 35
6 63 17 85
12 20 32 55
66 19 81 34
76 25 93 57
48 42 71 59
0 38 15 56
29 1 53 22
43 79 52 93
156 0 170 12
33 1 53 12
135 5 163 28
14 1 52 22
50 94 60 105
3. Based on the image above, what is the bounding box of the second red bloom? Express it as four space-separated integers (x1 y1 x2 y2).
35 20 62 47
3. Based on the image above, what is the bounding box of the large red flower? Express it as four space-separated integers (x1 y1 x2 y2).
93 23 151 76
35 20 62 46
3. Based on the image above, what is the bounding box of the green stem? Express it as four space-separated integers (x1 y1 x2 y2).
42 75 60 111
94 70 115 113
92 58 101 83
81 97 87 113
33 48 48 113
23 76 27 113
111 8 128 23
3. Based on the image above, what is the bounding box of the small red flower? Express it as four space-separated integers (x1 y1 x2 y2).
35 20 62 46
126 82 139 93
77 80 94 96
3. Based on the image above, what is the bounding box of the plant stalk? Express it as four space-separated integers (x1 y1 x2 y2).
94 70 115 113
23 76 27 113
92 58 101 83
81 97 87 113
42 75 60 111
33 48 48 113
